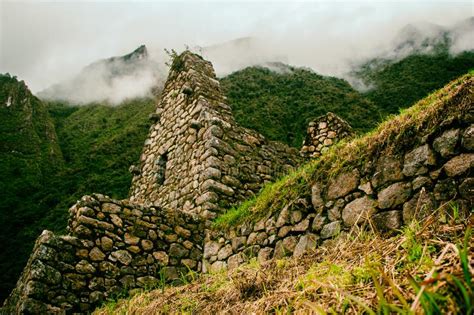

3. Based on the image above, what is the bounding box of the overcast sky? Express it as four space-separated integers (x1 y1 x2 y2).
1 0 473 93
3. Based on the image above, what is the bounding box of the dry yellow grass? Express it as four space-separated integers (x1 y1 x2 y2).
94 209 473 315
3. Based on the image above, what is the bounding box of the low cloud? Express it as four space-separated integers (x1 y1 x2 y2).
1 1 472 105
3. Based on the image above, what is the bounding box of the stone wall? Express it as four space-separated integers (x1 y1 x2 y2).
2 194 204 314
129 52 301 219
204 79 473 272
300 112 354 158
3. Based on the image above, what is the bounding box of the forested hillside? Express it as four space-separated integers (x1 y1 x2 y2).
354 50 474 115
0 74 63 300
220 65 380 148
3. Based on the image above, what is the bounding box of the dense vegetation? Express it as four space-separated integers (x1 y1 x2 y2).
0 82 154 302
355 50 474 115
220 64 381 147
0 74 63 301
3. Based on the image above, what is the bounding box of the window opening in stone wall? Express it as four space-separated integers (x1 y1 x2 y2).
155 153 168 185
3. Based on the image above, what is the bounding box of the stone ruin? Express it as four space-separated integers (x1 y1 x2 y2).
1 52 303 314
2 51 473 314
300 112 354 158
128 53 301 219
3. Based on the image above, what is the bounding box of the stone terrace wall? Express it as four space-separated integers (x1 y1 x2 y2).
2 194 204 314
301 112 354 158
204 81 473 272
129 52 301 219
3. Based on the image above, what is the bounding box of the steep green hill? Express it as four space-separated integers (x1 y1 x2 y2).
0 74 64 301
0 77 155 302
47 98 154 203
220 65 381 148
354 51 474 116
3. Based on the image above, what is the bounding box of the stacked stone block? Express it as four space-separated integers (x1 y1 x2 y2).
300 112 354 158
2 194 204 314
129 52 301 219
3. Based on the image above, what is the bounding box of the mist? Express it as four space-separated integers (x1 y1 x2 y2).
1 1 472 105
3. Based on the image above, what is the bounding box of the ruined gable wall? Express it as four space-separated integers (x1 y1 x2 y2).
129 52 301 219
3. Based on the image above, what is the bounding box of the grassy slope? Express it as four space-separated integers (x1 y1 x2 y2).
220 65 381 148
215 72 473 229
95 214 473 314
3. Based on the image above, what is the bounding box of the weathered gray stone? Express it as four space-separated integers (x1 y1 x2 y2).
203 241 221 259
293 234 319 257
257 247 274 264
412 176 432 191
434 179 457 201
217 244 233 260
227 253 244 270
110 250 132 265
372 210 402 232
276 205 290 228
459 178 474 202
342 196 377 226
102 203 121 214
141 239 154 251
89 247 106 261
443 153 474 177
30 260 62 285
152 251 169 265
292 219 310 232
290 210 303 224
433 129 460 158
403 145 436 177
76 260 96 274
231 236 246 251
101 236 113 251
358 181 373 195
311 214 326 231
311 183 324 210
210 261 227 272
320 221 341 239
372 156 404 188
137 276 159 288
169 243 189 258
327 170 359 200
402 190 436 224
124 233 140 245
377 182 412 209
461 124 474 150
274 236 298 258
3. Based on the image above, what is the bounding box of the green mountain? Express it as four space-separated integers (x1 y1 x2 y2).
0 75 155 302
0 74 63 300
351 18 474 116
353 51 474 116
46 98 154 203
220 64 381 148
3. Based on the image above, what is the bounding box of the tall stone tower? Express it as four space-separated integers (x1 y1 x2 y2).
129 52 301 219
